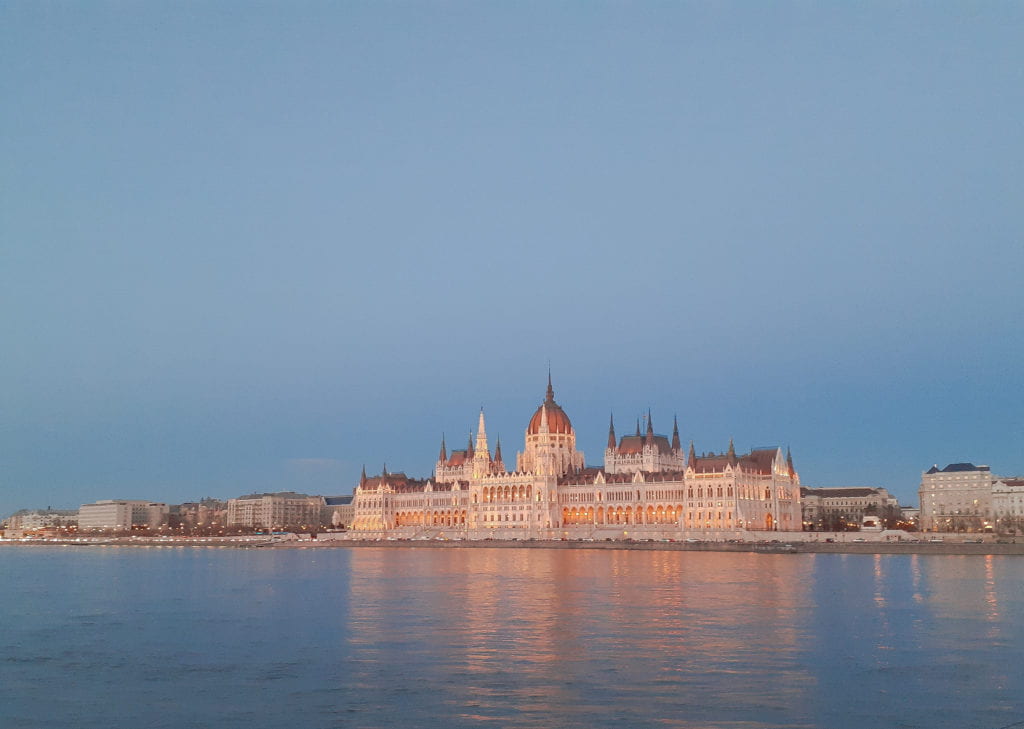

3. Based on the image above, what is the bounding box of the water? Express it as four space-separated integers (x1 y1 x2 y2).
1 546 1021 729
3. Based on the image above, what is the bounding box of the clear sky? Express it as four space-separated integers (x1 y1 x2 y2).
2 2 1022 516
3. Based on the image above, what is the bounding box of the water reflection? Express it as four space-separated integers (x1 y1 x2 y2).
345 549 817 728
2 548 1023 729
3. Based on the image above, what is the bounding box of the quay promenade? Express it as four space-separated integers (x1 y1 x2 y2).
4 532 1023 555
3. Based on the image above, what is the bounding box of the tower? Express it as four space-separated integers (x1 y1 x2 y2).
516 374 585 476
473 409 491 478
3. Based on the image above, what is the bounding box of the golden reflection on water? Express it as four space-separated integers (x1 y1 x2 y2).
344 548 816 728
335 548 1024 728
984 554 1000 628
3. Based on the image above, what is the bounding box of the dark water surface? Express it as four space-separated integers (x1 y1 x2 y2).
1 546 1021 729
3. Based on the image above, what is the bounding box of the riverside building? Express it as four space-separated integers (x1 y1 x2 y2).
78 500 169 531
800 487 902 531
991 477 1024 533
350 378 802 538
225 492 326 530
918 463 995 533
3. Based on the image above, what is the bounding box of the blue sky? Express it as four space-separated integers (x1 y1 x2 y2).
2 2 1022 515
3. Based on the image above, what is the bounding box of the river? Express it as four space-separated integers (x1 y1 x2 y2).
1 546 1021 729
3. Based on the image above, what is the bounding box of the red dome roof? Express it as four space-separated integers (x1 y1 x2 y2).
526 377 573 435
527 401 573 435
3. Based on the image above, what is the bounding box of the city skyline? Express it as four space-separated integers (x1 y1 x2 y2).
2 3 1022 516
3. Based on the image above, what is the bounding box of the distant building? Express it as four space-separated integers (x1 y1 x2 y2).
919 463 995 532
800 487 901 531
324 495 354 529
992 478 1024 533
171 498 227 532
225 492 325 529
5 508 78 531
78 500 169 531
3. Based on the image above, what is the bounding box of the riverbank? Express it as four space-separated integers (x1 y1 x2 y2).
7 534 1020 555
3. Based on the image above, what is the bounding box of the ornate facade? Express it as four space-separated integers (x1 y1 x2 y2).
351 378 802 537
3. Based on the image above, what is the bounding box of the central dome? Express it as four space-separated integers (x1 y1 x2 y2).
526 377 573 435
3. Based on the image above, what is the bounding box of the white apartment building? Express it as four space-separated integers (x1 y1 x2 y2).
5 509 78 530
800 487 901 531
918 463 994 532
992 478 1024 531
226 492 326 529
78 500 169 531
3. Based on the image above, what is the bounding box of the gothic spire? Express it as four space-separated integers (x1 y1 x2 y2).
727 438 737 466
438 434 447 463
671 415 681 451
646 410 655 437
360 464 367 487
688 441 696 469
475 409 489 458
545 368 554 403
635 418 641 437
786 446 795 476
466 431 474 458
494 436 503 463
607 413 617 450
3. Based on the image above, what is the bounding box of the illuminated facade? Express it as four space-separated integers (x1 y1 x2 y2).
918 463 995 532
351 378 802 536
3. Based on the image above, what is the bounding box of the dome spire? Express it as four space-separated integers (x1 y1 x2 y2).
546 367 554 403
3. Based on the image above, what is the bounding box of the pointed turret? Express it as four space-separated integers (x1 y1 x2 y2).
382 462 388 476
475 409 490 457
607 414 617 450
786 446 795 477
494 437 503 463
671 415 681 451
688 441 696 469
645 410 655 445
466 432 474 458
360 464 367 487
727 438 737 466
635 418 641 437
438 434 447 463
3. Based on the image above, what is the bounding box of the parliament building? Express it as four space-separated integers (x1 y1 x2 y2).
351 377 802 538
